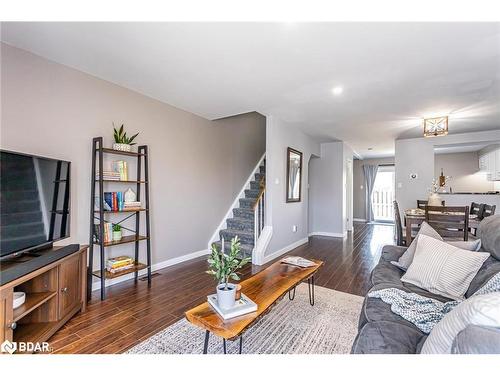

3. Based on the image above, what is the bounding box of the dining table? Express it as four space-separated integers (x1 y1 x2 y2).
403 208 480 244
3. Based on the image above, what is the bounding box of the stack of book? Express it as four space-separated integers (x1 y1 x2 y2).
106 256 134 273
96 171 121 180
104 192 125 211
124 201 141 210
112 160 128 181
94 222 115 243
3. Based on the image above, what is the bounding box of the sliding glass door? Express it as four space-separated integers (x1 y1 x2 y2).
371 165 395 222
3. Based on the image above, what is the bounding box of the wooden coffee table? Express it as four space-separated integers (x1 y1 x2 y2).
185 258 323 354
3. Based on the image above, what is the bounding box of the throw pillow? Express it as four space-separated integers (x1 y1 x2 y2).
446 239 482 251
391 221 442 270
401 235 490 300
421 292 500 354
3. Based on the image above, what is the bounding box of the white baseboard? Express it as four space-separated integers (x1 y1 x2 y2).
91 248 211 291
262 237 308 264
353 218 367 222
309 231 347 238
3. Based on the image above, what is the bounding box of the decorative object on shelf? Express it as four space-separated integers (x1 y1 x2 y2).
423 116 448 137
124 187 137 203
439 168 446 187
112 224 122 241
89 136 151 301
112 123 139 152
206 236 251 310
106 255 134 273
428 177 449 206
13 291 26 309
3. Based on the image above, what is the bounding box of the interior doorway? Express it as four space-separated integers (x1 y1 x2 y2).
371 165 395 222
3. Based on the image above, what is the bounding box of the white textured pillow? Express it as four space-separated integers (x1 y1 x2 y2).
401 235 490 300
446 239 482 251
421 292 500 354
391 221 442 270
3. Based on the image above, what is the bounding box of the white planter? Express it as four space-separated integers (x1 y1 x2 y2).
216 283 236 309
428 192 442 207
113 143 132 152
112 231 122 241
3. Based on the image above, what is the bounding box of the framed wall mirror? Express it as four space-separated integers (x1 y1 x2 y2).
286 147 303 202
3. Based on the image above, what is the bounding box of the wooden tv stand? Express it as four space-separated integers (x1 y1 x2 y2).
0 245 87 353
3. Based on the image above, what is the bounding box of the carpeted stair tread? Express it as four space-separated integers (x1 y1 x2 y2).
227 217 253 231
219 228 254 245
239 197 257 209
233 207 254 220
244 189 260 199
211 240 253 257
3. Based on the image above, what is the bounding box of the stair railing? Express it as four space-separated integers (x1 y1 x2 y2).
252 177 266 246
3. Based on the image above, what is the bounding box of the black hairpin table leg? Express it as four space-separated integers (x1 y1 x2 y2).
288 287 296 300
308 275 315 306
203 330 210 354
223 338 227 354
239 336 243 354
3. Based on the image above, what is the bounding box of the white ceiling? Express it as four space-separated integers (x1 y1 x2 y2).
2 22 500 158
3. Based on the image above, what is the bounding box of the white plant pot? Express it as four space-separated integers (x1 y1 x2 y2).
216 283 236 310
428 192 442 207
113 143 132 152
112 231 122 241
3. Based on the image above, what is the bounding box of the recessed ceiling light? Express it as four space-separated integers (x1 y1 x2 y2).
332 86 343 96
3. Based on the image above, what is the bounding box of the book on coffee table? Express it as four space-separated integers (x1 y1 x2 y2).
207 293 257 320
281 256 316 268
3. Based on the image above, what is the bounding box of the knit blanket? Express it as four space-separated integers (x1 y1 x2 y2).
367 272 500 334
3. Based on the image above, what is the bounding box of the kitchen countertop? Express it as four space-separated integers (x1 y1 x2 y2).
440 192 499 195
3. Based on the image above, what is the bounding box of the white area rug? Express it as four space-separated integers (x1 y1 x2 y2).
126 284 364 354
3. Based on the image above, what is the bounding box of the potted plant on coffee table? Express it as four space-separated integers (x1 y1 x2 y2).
113 123 139 152
206 236 251 309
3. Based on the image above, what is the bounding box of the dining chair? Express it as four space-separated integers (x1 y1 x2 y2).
469 202 484 235
482 204 496 219
425 205 469 241
417 199 445 209
393 201 406 246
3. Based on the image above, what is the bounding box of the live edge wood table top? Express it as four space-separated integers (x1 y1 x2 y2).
184 259 323 341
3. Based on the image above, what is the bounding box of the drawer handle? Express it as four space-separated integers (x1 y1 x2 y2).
8 322 17 330
61 287 68 293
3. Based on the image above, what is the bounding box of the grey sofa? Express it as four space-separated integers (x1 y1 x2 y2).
351 215 500 354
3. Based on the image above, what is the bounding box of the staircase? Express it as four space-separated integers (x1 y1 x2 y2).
0 153 46 255
211 160 265 259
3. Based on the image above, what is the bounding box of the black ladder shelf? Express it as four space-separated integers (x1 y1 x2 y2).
88 137 152 301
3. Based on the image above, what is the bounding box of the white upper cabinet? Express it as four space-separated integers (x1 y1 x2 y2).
480 147 500 181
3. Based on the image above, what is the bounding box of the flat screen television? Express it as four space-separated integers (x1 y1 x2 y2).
0 150 71 259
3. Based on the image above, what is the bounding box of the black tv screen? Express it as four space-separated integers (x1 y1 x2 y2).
0 150 71 258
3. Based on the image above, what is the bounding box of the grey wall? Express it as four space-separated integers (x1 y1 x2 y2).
434 152 494 193
395 130 500 214
308 142 353 235
264 116 320 258
1 43 266 277
353 157 395 220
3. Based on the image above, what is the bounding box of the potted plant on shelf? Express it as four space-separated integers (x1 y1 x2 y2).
206 236 251 309
113 123 139 152
112 224 122 241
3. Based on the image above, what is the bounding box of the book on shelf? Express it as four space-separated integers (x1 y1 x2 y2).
112 160 128 181
207 293 257 320
106 256 134 272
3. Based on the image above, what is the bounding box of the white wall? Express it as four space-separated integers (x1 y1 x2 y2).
395 130 500 213
264 116 320 259
434 151 494 193
1 43 266 281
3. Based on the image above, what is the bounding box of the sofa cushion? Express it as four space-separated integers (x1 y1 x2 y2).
422 292 500 354
451 325 500 354
478 215 500 260
401 235 490 300
391 222 442 270
466 256 500 297
371 259 405 286
380 245 408 262
351 321 426 354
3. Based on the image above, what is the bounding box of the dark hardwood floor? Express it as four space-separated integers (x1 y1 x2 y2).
47 222 394 354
